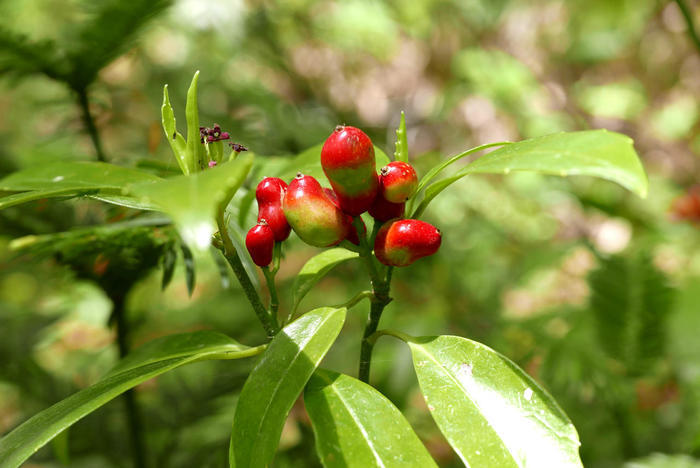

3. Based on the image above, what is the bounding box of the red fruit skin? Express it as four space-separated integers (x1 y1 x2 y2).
374 219 441 267
380 161 418 203
283 174 352 247
324 187 365 245
246 223 275 267
368 191 405 222
256 177 291 241
321 126 379 216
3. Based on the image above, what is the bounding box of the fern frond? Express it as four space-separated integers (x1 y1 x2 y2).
0 27 68 81
67 0 173 88
588 251 674 375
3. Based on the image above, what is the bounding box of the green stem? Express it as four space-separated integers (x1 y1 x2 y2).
675 0 700 54
76 87 107 163
357 228 392 383
112 294 147 468
262 267 279 319
216 214 279 338
334 290 373 310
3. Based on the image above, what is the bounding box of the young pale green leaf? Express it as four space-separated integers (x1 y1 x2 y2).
127 153 253 251
393 111 408 163
185 70 202 172
162 84 189 174
0 331 263 468
292 248 359 313
408 335 582 468
305 369 438 468
230 307 347 468
413 130 647 217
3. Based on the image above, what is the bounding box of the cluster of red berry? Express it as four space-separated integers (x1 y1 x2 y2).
245 126 442 268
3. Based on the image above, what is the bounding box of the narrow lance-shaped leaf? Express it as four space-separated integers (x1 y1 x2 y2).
408 335 582 468
0 331 264 468
413 130 647 217
127 153 253 251
305 369 438 468
162 84 189 175
230 307 347 468
292 248 359 313
181 243 196 296
394 111 408 163
185 70 202 172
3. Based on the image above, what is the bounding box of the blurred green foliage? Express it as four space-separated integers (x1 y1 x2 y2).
1 0 700 467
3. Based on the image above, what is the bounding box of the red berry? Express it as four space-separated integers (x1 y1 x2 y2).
374 219 441 267
246 223 275 267
324 187 363 244
283 173 352 247
368 192 405 222
255 177 291 241
321 125 379 216
380 161 418 203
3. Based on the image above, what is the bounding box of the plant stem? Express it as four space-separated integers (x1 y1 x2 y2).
76 87 107 162
112 294 147 468
334 290 373 310
262 267 279 319
216 214 279 338
357 221 392 383
675 0 700 54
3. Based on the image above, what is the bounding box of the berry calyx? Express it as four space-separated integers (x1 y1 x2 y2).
246 222 275 267
256 177 291 241
321 125 379 216
374 219 441 267
283 173 352 247
380 161 418 203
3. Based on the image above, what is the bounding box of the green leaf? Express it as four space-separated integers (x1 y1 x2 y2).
160 244 177 290
162 84 189 175
180 243 196 296
185 70 202 172
0 161 161 192
413 130 647 217
394 111 408 163
127 153 253 251
0 188 98 210
292 248 359 313
87 194 161 211
230 307 347 468
305 369 437 468
0 331 263 468
408 335 582 468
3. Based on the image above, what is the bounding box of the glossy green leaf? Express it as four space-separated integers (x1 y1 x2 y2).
0 161 160 192
305 369 437 468
408 335 582 468
413 130 647 217
0 188 98 209
230 307 347 468
185 70 202 171
292 248 359 313
127 153 253 251
87 194 161 211
0 331 263 468
162 84 189 175
394 111 408 163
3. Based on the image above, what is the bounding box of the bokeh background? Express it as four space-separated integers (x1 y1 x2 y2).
1 0 700 467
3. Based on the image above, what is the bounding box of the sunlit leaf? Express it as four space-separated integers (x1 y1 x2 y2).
394 111 408 163
127 153 253 251
292 248 359 313
414 130 647 217
305 368 437 468
230 307 346 468
408 335 582 468
0 331 263 468
162 84 189 174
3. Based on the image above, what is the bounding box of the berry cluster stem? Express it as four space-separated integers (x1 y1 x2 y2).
357 219 393 383
217 213 280 339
